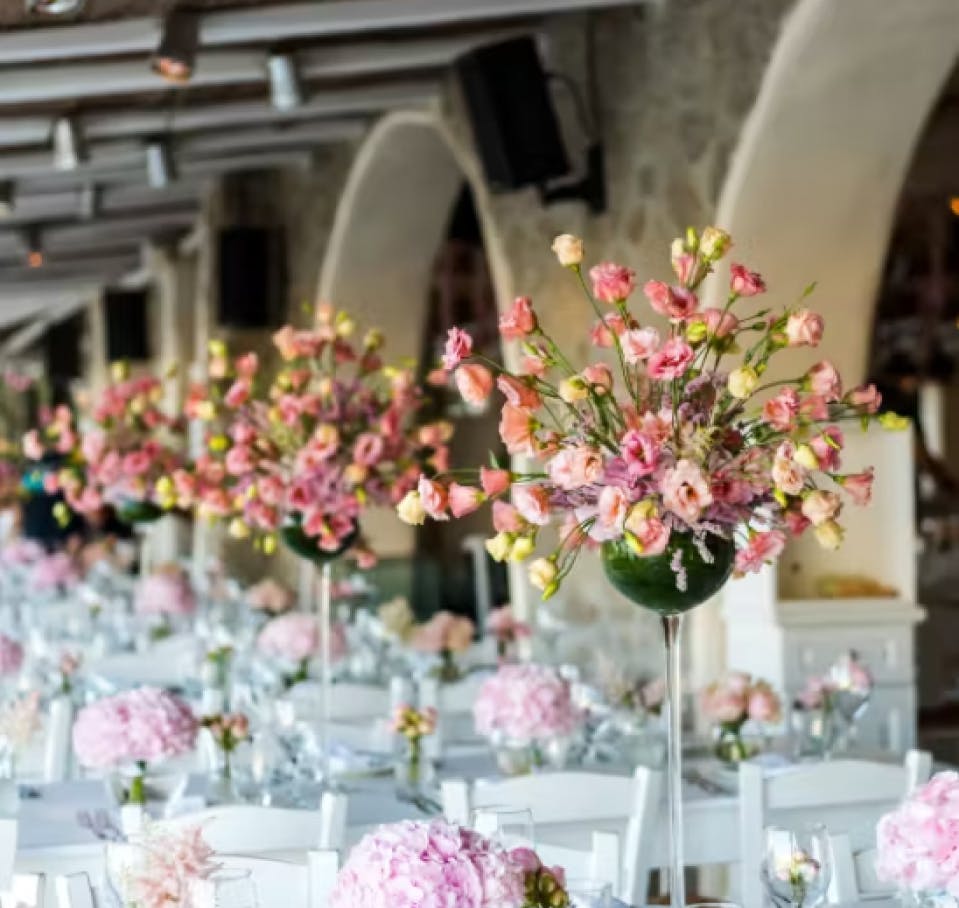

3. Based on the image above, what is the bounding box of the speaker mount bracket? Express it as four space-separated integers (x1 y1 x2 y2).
538 142 606 215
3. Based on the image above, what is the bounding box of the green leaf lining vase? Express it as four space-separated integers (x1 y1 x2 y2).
116 500 163 525
280 519 358 564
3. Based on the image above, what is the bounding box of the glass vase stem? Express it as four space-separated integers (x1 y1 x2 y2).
663 613 686 908
319 561 333 790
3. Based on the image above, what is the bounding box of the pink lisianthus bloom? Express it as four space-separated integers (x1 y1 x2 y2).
474 663 581 742
456 364 495 405
729 263 766 297
785 309 824 347
30 552 80 593
804 360 842 401
840 468 875 506
647 338 694 381
512 485 550 527
246 578 294 614
809 425 844 471
412 611 475 655
480 467 510 496
492 501 525 534
621 429 660 478
623 512 670 556
329 819 527 908
845 383 882 414
661 459 713 524
352 432 385 467
498 296 536 339
582 363 614 394
734 530 787 575
0 634 23 677
590 313 627 348
224 378 251 407
643 280 698 321
801 490 841 527
699 307 739 339
442 327 474 371
597 485 629 534
72 687 198 769
772 442 807 496
497 374 541 410
590 262 636 303
498 405 538 456
134 566 197 617
762 387 800 431
449 483 485 518
622 327 661 363
418 476 449 521
547 446 603 491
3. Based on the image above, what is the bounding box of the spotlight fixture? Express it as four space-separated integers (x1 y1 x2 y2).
0 181 14 218
146 140 176 189
78 183 99 221
24 228 43 269
152 9 199 84
267 53 303 111
950 197 959 217
24 0 85 15
52 115 85 171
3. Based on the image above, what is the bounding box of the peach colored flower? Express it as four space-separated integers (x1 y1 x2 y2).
734 530 786 575
643 280 698 321
786 309 824 347
590 313 627 348
547 446 603 491
581 363 613 393
772 442 807 495
622 327 661 363
805 360 842 401
442 327 473 371
841 468 874 506
661 459 713 523
417 476 448 521
513 485 550 526
448 483 484 518
498 404 537 456
590 262 636 303
480 466 510 496
624 511 670 556
597 485 628 533
492 501 524 533
845 383 882 414
454 364 494 405
762 388 800 431
551 234 583 266
747 681 781 723
498 296 536 339
801 490 841 526
497 374 541 410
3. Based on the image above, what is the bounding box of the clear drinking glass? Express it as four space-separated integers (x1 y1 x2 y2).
190 868 259 908
566 878 612 908
761 825 832 908
470 806 535 849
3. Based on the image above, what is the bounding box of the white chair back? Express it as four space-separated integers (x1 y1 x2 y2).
212 852 338 908
0 819 16 892
827 834 890 903
160 792 347 853
442 768 661 903
287 681 390 721
0 874 45 908
738 750 931 908
536 831 621 892
42 697 73 783
53 874 96 908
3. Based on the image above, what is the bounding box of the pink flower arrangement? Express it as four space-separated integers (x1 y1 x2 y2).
399 228 895 596
700 671 782 728
134 564 197 617
72 687 198 770
412 611 476 655
256 612 347 666
0 634 23 677
487 604 531 661
595 656 665 715
330 819 564 908
29 551 80 593
877 771 959 897
474 663 581 743
0 538 44 567
124 823 219 908
246 578 295 614
794 651 873 711
185 305 452 565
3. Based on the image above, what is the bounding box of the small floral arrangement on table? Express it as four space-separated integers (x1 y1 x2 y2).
595 657 666 718
256 611 347 689
29 550 80 595
0 691 41 773
0 537 44 568
390 704 437 792
488 604 532 663
0 633 23 678
121 822 219 908
200 712 249 780
329 818 570 908
474 663 581 774
877 771 959 900
72 686 198 805
50 364 185 523
397 227 895 596
134 564 197 639
185 303 452 566
772 848 825 908
21 404 79 479
411 610 476 682
57 650 81 696
245 577 295 615
700 671 782 764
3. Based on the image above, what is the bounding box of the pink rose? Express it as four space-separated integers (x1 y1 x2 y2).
547 446 604 491
734 530 786 575
512 485 550 526
622 327 661 363
417 476 448 521
786 309 824 347
661 459 713 523
624 513 670 556
801 490 841 526
498 296 536 339
589 262 636 303
804 361 842 401
762 387 800 431
442 327 473 371
700 307 739 338
597 486 628 533
455 364 494 405
729 263 766 297
647 338 694 381
845 383 882 414
497 374 541 410
480 467 510 496
841 468 874 506
449 483 484 518
499 404 537 456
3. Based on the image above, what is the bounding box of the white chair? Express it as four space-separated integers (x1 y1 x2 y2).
53 874 96 908
441 768 661 904
160 793 348 854
209 851 339 908
738 750 932 908
0 874 45 908
827 833 890 903
536 831 621 892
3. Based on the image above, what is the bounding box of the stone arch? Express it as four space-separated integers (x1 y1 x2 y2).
707 0 959 384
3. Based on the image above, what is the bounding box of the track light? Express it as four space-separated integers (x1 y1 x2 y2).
24 0 85 14
23 228 43 269
267 53 303 111
152 9 199 84
52 115 84 171
0 182 14 218
78 183 99 221
146 140 176 189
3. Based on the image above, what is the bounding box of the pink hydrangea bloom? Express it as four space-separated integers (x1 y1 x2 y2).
134 566 197 617
412 611 475 654
72 687 198 769
29 552 80 592
329 820 526 908
0 634 23 677
0 538 44 567
473 663 581 742
256 612 347 664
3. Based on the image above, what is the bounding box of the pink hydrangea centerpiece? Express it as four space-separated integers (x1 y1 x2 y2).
412 610 476 682
28 551 80 594
256 611 347 688
700 671 781 764
134 564 197 619
329 819 568 908
72 686 197 804
0 633 23 677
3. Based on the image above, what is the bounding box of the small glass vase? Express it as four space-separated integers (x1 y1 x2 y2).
208 752 240 806
493 738 535 776
539 734 574 769
792 707 840 760
714 725 758 766
601 532 735 908
394 738 434 797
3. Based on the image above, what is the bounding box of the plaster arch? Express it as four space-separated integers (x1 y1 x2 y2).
706 0 959 385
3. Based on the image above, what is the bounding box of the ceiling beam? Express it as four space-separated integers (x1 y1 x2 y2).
0 0 638 65
0 254 139 285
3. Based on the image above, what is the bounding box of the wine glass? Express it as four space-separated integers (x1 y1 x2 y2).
566 879 612 908
190 869 259 908
761 825 831 908
470 806 535 849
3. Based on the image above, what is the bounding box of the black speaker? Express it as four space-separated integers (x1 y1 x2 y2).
456 36 570 192
44 311 84 383
217 226 286 328
104 288 150 363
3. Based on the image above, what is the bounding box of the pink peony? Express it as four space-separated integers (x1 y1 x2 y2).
647 338 694 381
72 687 198 769
442 327 474 371
134 566 197 617
257 612 346 665
661 459 713 524
590 262 636 303
785 309 824 347
456 364 494 405
734 530 787 575
512 485 550 526
0 634 23 677
30 552 80 593
329 820 526 908
474 663 581 742
729 263 766 297
498 297 536 339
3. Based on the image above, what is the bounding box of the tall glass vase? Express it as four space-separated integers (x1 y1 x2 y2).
601 533 735 908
